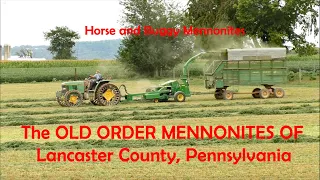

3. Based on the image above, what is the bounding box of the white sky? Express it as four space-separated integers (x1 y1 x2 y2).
0 0 319 47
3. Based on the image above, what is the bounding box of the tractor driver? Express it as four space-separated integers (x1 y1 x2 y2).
89 70 103 90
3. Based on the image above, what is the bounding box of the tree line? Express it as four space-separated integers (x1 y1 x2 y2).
44 0 319 77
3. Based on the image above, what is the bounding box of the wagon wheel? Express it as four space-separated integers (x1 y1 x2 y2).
274 88 285 98
223 90 233 100
214 89 224 99
56 96 67 107
96 83 121 106
252 88 261 98
259 89 270 99
64 90 83 107
154 99 159 103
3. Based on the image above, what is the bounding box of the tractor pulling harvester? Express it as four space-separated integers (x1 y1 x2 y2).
56 48 288 107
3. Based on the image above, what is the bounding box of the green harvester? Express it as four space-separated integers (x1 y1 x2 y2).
121 52 205 103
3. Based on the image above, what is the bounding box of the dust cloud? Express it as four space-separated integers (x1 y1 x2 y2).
96 62 112 79
134 79 157 92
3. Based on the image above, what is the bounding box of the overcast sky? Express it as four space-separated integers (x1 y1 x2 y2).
0 0 319 47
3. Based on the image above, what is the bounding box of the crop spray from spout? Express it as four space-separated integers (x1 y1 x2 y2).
181 51 207 85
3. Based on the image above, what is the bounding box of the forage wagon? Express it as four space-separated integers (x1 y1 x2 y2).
203 48 288 100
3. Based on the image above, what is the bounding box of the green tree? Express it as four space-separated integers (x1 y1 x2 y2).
44 26 80 59
117 0 193 77
186 0 319 56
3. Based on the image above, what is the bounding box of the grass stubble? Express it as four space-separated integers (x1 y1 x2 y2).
0 79 319 179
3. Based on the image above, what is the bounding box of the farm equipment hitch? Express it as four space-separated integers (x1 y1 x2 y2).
118 84 146 101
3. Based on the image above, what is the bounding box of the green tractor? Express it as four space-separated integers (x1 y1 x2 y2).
56 76 121 107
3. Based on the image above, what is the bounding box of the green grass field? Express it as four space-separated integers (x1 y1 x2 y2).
0 77 319 179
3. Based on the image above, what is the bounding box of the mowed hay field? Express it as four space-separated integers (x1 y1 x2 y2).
0 78 319 179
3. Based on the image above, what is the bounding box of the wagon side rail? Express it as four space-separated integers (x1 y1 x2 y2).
221 58 288 87
203 60 224 76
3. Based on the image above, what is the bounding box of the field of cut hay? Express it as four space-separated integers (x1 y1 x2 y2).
0 77 319 179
